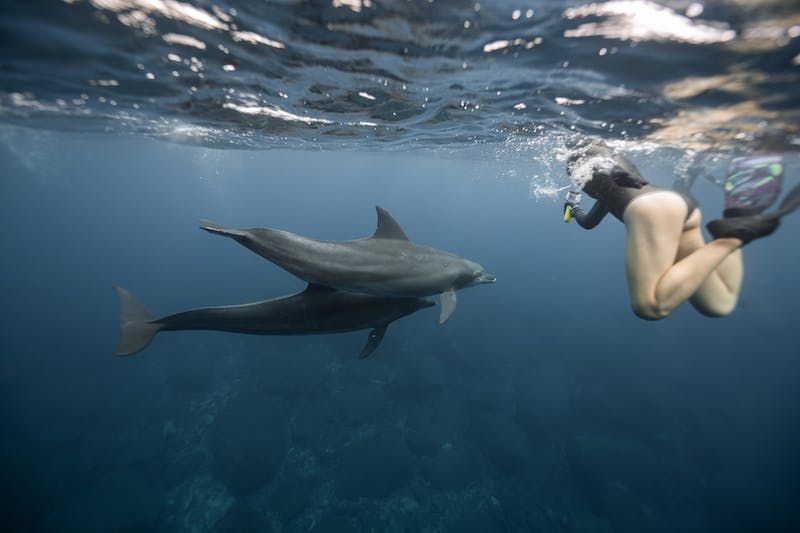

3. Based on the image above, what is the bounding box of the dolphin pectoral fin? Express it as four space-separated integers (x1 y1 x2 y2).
359 326 388 358
372 206 410 240
439 289 457 325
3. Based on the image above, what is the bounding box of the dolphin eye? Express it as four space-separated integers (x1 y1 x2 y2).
443 262 449 268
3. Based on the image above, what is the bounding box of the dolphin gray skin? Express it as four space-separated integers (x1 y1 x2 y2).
200 206 495 324
113 284 434 358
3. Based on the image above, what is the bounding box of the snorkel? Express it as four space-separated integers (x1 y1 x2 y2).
563 189 581 223
563 150 589 223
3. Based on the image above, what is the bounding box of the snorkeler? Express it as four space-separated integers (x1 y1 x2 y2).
563 143 800 320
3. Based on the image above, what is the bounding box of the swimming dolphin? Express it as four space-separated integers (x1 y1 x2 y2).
199 207 495 324
113 284 434 357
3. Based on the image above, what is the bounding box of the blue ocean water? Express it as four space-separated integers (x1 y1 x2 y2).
1 1 800 532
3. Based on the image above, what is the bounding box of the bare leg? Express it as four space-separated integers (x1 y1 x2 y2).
675 209 744 316
623 191 743 320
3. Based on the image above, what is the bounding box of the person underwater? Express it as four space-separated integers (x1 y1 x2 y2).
562 142 800 320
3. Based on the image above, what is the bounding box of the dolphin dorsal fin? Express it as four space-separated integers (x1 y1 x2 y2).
372 206 410 240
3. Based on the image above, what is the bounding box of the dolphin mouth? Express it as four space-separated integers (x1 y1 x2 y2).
477 273 496 284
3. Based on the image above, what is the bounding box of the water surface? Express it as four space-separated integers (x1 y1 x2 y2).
1 1 800 532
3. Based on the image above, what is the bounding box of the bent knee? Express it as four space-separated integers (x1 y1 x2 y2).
631 299 672 321
694 298 737 318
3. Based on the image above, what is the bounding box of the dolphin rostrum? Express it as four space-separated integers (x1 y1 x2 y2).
200 206 495 324
113 284 434 357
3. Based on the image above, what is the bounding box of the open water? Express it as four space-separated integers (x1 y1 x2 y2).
1 1 800 532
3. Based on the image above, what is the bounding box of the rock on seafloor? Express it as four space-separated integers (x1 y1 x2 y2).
210 390 289 496
212 501 275 533
335 425 413 499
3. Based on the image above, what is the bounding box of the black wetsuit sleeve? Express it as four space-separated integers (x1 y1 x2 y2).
571 201 609 229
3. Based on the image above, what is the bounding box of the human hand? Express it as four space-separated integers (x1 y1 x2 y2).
564 190 582 213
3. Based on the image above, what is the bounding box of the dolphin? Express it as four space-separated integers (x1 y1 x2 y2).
113 284 434 357
199 206 495 324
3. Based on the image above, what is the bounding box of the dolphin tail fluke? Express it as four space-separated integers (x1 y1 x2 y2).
113 286 161 356
359 325 387 358
199 219 246 238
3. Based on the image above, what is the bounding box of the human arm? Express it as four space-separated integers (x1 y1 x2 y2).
569 201 609 229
